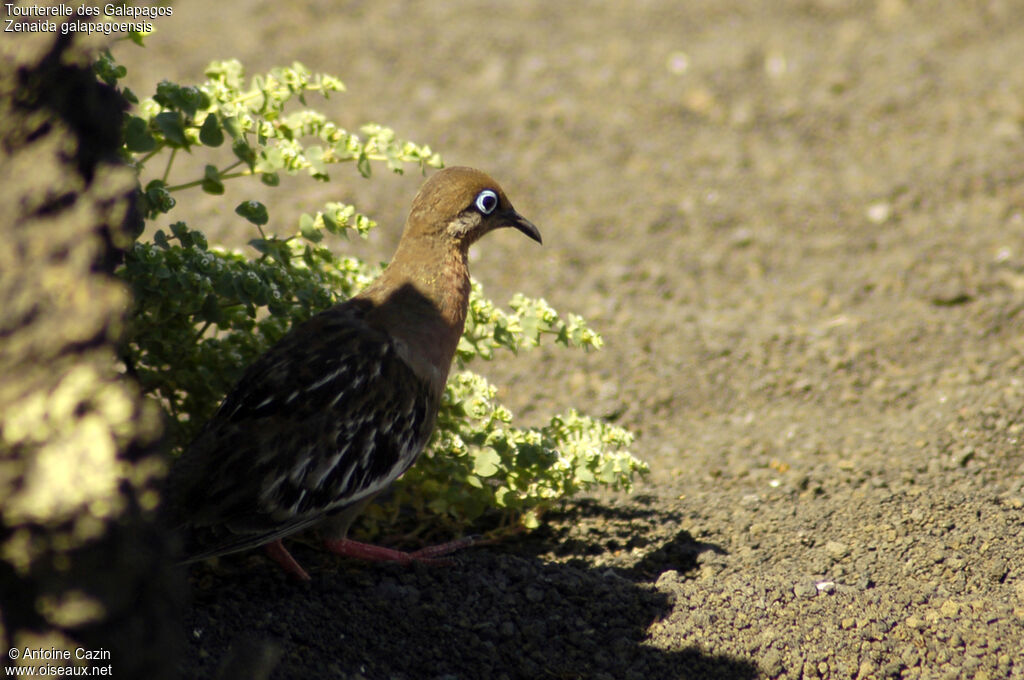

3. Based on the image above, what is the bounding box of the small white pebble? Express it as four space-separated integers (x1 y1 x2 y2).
666 51 689 75
764 52 787 78
866 202 892 224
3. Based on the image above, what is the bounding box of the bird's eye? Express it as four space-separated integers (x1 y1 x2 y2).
475 189 499 215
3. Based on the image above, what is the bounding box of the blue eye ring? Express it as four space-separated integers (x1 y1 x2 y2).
475 189 499 215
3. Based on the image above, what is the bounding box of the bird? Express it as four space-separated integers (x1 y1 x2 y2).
168 166 542 581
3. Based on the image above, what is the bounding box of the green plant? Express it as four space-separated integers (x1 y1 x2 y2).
101 45 647 538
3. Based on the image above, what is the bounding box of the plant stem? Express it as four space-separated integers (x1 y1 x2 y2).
165 170 251 192
161 147 177 184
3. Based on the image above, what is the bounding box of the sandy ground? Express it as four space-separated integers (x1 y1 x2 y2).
118 1 1024 678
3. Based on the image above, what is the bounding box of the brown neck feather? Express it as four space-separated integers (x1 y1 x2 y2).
356 236 470 393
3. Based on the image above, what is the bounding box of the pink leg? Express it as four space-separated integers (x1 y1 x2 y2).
323 536 479 564
265 539 311 581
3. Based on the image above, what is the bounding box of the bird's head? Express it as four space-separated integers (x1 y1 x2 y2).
405 166 542 249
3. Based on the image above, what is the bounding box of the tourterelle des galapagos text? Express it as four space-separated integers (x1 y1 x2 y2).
3 3 172 34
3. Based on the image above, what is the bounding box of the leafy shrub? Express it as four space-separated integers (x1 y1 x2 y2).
100 45 647 538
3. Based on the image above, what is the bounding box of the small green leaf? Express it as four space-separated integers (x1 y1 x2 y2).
232 138 256 167
321 209 341 233
254 147 284 174
199 114 224 147
298 213 322 242
575 463 596 484
176 86 210 118
169 222 188 240
124 116 156 152
494 486 512 507
143 180 175 216
93 51 125 86
153 80 179 108
306 145 327 177
199 293 223 324
154 111 188 148
235 200 268 226
221 116 242 140
356 152 371 178
248 238 290 265
472 447 501 477
201 165 225 195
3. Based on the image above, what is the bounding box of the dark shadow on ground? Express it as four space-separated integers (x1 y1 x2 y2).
507 496 727 581
181 538 758 680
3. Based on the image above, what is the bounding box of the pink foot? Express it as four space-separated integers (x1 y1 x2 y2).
323 536 480 564
265 539 311 581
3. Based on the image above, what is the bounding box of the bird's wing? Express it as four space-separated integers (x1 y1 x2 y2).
171 303 437 562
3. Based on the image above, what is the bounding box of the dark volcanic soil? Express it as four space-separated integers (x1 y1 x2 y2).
122 1 1024 678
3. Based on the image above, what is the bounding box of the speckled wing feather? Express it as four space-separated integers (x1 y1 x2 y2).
170 300 437 562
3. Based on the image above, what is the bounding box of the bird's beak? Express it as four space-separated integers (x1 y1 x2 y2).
505 210 543 244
